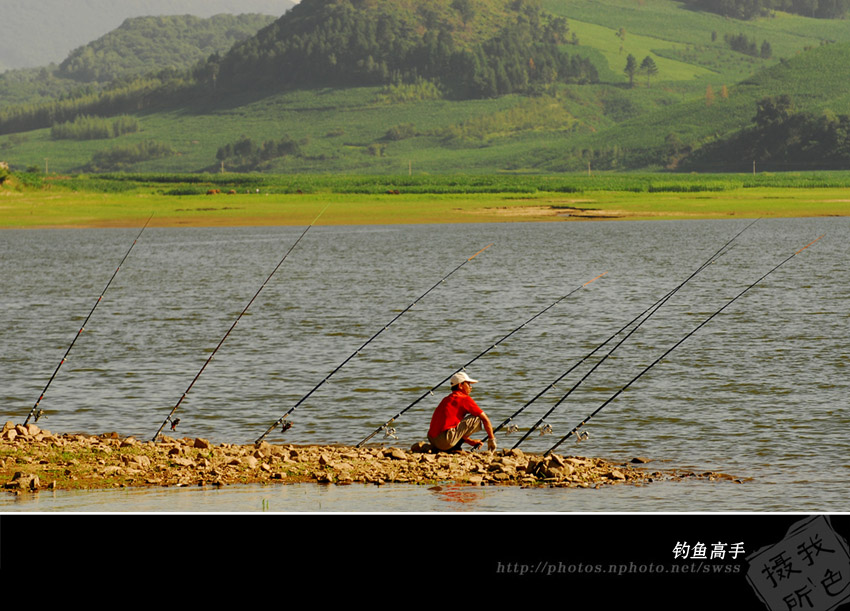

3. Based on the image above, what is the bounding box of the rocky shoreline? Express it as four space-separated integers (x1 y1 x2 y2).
1 422 744 494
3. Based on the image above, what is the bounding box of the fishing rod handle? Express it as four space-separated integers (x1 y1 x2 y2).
356 430 378 447
544 421 587 456
356 415 399 447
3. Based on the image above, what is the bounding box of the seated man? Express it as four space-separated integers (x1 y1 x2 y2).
427 371 496 452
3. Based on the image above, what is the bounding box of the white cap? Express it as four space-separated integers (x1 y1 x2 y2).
450 371 478 386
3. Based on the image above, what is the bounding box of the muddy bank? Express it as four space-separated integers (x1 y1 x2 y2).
1 422 745 494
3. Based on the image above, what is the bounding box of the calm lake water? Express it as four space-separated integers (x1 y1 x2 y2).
1 217 846 512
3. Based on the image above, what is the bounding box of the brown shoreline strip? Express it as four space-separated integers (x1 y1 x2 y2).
1 422 746 494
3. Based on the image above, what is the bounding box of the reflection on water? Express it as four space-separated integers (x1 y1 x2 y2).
1 218 847 512
0 472 829 512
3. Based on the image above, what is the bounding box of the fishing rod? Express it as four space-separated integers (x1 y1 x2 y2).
151 207 327 442
355 270 608 448
543 233 825 457
254 243 495 445
23 214 153 427
508 218 761 449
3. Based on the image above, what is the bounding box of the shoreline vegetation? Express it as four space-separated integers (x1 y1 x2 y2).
1 172 849 228
0 423 744 494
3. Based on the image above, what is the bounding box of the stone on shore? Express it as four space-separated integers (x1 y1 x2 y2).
0 428 740 493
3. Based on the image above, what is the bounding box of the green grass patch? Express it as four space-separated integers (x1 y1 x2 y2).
2 171 849 229
568 19 717 84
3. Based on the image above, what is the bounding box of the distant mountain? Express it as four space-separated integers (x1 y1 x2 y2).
57 14 278 83
0 13 279 107
0 0 295 71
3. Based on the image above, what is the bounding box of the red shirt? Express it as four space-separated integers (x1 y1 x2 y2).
428 390 483 440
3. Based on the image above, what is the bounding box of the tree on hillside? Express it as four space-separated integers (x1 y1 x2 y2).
664 133 691 169
624 54 637 88
681 98 850 172
639 55 658 87
705 83 715 106
754 95 794 129
452 0 475 25
725 33 758 57
543 16 571 44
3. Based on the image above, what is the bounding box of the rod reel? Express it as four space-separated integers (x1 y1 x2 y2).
382 425 398 440
501 419 520 434
32 409 47 423
168 416 180 432
539 422 553 436
575 430 589 443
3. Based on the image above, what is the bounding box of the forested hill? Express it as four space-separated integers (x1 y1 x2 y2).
206 0 599 98
0 0 294 72
0 13 279 108
58 14 278 83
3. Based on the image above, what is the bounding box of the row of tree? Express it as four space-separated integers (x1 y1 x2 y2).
84 140 175 172
684 0 850 19
623 55 658 88
215 135 303 170
725 33 772 59
681 95 850 170
0 74 191 136
50 114 139 140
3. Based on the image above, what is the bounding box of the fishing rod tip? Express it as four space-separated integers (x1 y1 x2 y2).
795 234 826 254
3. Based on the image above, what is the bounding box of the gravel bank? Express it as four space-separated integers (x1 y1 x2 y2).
1 423 743 493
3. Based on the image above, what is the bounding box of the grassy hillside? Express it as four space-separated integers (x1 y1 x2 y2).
527 40 850 171
2 0 850 174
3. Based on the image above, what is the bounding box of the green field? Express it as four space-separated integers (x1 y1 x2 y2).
2 172 848 228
